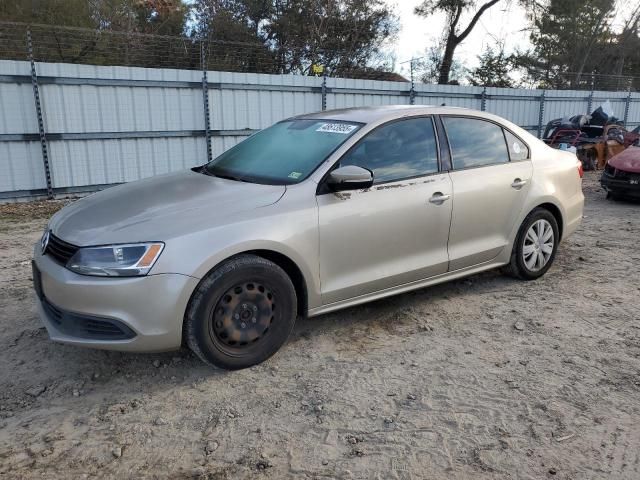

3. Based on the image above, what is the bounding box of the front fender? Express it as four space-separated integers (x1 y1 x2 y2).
152 191 321 311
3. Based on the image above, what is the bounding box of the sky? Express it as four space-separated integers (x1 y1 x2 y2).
385 0 636 78
385 0 532 78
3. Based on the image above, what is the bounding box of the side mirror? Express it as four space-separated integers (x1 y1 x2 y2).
327 165 374 191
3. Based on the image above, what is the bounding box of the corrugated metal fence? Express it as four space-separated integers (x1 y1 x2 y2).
1 59 639 201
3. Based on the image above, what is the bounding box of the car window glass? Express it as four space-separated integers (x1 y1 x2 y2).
205 119 361 184
339 117 439 184
443 117 510 169
504 130 529 161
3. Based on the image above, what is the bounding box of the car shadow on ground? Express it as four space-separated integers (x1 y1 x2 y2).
5 266 517 394
607 196 640 205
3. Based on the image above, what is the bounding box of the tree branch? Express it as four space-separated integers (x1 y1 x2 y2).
451 4 463 32
456 0 500 43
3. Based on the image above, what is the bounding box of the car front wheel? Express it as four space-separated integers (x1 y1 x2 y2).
185 254 297 370
507 208 559 280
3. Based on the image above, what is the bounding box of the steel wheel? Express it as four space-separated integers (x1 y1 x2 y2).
522 219 554 272
185 254 297 369
210 282 275 348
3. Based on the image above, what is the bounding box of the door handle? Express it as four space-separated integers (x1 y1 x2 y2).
429 192 451 204
511 178 527 189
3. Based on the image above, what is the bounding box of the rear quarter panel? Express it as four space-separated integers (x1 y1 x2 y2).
514 144 584 243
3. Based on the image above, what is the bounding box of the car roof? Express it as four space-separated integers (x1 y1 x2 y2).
293 105 541 147
294 105 483 124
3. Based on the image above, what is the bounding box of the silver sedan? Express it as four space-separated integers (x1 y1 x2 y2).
33 106 584 369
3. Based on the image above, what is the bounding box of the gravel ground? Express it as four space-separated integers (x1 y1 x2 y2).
0 172 639 479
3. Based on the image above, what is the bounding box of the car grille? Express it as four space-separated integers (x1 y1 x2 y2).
614 170 639 181
45 233 79 265
603 165 640 182
42 297 136 340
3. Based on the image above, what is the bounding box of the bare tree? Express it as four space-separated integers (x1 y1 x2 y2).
415 0 500 84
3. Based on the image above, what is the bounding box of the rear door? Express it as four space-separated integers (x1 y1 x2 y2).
442 116 533 271
316 117 452 305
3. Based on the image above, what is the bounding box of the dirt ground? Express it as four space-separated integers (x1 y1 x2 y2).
0 172 639 479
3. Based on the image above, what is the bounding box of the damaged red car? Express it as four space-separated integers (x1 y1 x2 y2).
601 145 640 200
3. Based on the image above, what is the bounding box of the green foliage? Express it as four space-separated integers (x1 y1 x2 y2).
0 0 397 76
518 0 617 88
467 46 515 87
0 0 96 27
415 0 475 19
0 0 189 35
192 0 399 76
0 1 194 67
414 45 466 84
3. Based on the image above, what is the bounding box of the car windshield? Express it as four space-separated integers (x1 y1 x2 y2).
204 119 362 184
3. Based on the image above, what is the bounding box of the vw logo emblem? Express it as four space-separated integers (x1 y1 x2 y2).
41 230 50 255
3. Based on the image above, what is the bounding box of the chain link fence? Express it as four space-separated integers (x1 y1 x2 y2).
547 72 637 93
0 21 406 81
3 22 640 89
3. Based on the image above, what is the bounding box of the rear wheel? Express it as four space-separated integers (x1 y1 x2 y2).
507 208 559 280
185 255 297 370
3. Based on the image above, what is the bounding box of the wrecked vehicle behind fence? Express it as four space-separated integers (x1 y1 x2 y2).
577 124 636 170
543 102 640 171
601 145 640 200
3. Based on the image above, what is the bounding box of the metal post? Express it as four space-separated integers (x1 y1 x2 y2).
409 59 415 105
623 87 632 127
537 90 546 139
200 40 212 163
321 72 327 111
586 73 595 114
27 27 53 199
480 86 487 111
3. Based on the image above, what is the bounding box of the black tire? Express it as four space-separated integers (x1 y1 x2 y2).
606 192 621 201
506 208 560 281
184 254 297 370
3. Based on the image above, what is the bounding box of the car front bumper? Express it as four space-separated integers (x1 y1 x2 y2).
601 171 640 198
33 246 199 352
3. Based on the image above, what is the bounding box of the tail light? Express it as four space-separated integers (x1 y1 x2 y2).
577 163 584 179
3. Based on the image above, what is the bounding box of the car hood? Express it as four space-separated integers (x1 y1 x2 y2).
609 146 640 173
49 170 286 246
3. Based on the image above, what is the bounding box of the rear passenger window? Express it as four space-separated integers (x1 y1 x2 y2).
339 117 439 183
443 117 509 169
504 130 529 161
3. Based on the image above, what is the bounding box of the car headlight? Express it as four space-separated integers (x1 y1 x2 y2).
67 243 164 277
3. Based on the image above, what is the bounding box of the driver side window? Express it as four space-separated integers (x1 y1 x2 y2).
339 117 439 184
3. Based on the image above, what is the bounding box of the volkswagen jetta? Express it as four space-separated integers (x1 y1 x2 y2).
33 106 584 369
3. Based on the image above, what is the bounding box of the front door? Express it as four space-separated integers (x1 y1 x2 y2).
316 117 453 305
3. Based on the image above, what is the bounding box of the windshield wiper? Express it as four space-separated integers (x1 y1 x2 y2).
198 165 272 185
204 167 254 183
194 165 237 179
213 172 246 182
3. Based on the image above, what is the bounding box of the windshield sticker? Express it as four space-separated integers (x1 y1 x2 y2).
288 171 302 179
316 123 358 134
513 142 521 154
